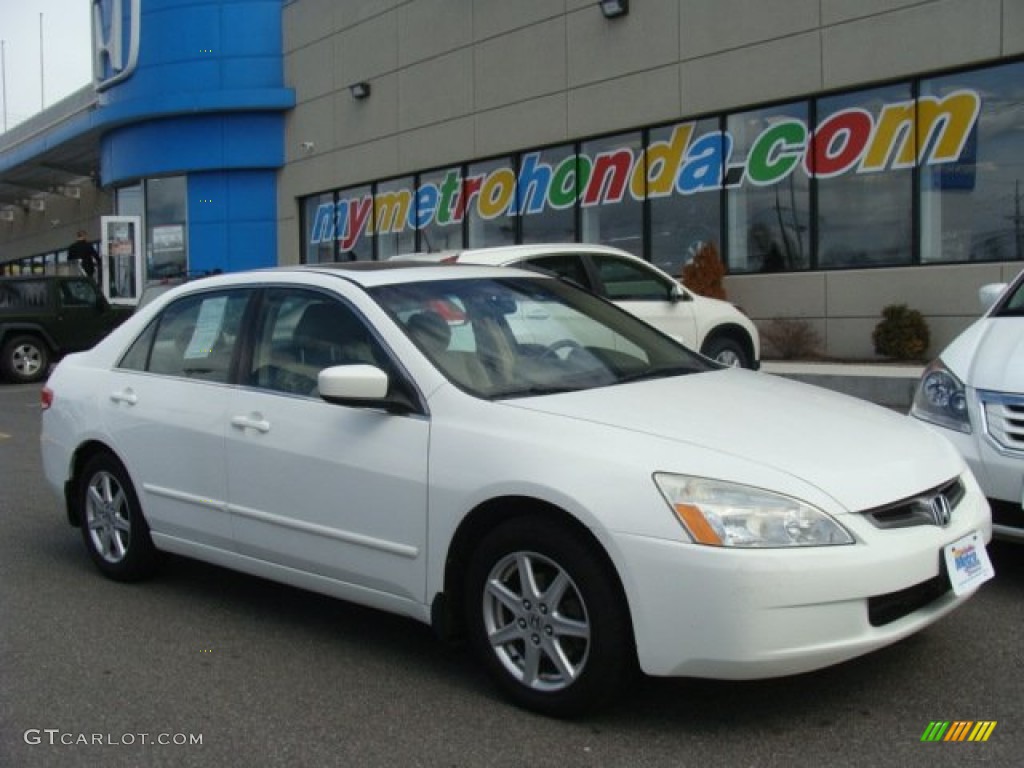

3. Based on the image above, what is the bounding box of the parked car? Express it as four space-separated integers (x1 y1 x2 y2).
911 269 1024 541
0 275 131 383
396 244 760 368
41 263 992 716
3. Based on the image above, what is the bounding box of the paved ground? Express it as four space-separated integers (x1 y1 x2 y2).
1 380 1021 768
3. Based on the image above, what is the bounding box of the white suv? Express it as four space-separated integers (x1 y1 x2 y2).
911 269 1024 540
401 244 760 368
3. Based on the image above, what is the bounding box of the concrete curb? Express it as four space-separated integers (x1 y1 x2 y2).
760 361 924 410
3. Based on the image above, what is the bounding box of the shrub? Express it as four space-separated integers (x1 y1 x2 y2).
680 241 727 300
759 317 821 360
872 304 930 360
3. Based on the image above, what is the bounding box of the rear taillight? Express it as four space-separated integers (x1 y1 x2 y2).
41 387 54 411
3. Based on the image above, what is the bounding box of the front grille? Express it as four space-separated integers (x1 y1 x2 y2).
868 562 950 627
863 477 965 530
980 390 1024 453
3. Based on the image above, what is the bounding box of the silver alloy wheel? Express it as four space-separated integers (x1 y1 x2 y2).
11 342 43 377
85 470 132 564
715 348 741 367
482 551 591 692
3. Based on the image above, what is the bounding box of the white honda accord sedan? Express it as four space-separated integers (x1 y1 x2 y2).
41 262 993 716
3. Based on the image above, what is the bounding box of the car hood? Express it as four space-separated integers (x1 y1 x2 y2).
943 317 1024 393
502 369 962 513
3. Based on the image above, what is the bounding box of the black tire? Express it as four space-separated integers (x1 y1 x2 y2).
1 334 50 383
701 335 750 369
77 453 158 582
465 516 635 717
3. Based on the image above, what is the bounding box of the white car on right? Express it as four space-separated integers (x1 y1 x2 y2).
911 269 1024 541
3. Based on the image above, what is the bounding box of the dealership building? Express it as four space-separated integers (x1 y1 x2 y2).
1 0 1022 359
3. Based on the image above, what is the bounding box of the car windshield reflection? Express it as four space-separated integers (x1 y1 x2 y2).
371 276 713 398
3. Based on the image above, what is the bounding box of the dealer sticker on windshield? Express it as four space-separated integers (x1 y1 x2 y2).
943 531 995 596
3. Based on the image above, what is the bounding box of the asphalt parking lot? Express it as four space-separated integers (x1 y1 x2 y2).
1 379 1021 768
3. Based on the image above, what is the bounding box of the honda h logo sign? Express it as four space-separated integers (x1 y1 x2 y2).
92 0 141 92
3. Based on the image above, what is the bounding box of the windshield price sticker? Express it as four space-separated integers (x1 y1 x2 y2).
943 530 995 596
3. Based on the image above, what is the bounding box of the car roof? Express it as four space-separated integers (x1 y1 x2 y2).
396 242 635 266
158 260 545 294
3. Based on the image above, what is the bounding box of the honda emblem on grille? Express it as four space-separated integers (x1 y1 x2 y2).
928 494 952 527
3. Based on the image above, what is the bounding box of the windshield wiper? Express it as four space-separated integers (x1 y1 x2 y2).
616 365 699 385
493 384 587 399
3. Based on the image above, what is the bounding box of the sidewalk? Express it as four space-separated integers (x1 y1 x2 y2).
760 360 924 410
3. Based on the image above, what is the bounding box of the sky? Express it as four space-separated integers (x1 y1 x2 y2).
0 0 92 131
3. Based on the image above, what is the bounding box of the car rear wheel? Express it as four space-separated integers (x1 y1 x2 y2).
465 516 635 717
77 453 157 581
1 334 50 383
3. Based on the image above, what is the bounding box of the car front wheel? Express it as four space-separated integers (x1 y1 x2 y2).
1 334 50 383
465 516 635 717
77 453 157 581
702 335 750 368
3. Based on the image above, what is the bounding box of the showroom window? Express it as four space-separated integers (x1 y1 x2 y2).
417 168 464 252
466 158 517 248
727 102 811 273
146 177 188 279
304 192 337 264
648 119 723 276
920 60 1024 263
520 144 577 244
815 84 914 268
580 132 644 258
375 177 416 259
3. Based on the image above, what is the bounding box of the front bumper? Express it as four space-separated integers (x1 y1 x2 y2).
611 481 991 679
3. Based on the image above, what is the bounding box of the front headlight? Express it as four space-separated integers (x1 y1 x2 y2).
911 359 971 434
653 474 854 548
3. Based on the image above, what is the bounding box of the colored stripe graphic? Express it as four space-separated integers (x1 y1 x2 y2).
968 722 997 742
922 721 997 742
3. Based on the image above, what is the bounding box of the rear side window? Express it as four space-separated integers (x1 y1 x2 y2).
0 280 49 309
119 290 252 383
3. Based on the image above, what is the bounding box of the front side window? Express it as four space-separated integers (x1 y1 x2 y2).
120 290 251 383
591 254 672 301
246 289 385 396
60 279 99 307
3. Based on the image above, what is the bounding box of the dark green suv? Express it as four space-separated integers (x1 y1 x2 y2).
0 276 132 383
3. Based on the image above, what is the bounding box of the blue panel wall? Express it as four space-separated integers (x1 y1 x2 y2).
189 171 278 272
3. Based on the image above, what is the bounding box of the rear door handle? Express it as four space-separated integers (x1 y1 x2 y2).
109 388 137 405
230 414 271 433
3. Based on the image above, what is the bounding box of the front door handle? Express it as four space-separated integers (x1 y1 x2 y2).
230 414 271 433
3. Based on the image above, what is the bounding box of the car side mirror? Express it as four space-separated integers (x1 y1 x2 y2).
978 283 1007 312
670 282 690 303
318 365 415 414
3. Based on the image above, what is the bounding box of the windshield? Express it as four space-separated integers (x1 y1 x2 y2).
371 275 713 398
992 272 1024 317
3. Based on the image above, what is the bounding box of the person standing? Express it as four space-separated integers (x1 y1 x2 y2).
68 230 101 282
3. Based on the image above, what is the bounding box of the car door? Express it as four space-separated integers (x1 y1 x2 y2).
588 253 699 347
225 286 430 606
105 288 253 550
52 278 113 351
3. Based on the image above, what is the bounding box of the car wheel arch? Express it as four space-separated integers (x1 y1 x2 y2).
432 496 634 648
66 441 135 527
